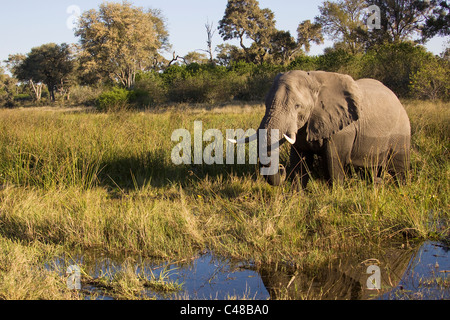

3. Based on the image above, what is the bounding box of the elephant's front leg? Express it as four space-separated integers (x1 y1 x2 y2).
324 139 348 185
288 146 314 189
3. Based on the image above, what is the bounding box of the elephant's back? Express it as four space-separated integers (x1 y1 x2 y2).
356 78 410 137
350 78 411 164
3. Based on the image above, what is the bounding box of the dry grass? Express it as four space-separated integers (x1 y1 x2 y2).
0 100 448 299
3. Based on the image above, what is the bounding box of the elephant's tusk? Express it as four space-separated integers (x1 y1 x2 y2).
283 134 296 145
228 133 258 144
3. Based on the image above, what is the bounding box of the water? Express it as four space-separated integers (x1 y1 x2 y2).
156 255 269 299
380 241 450 300
56 241 449 300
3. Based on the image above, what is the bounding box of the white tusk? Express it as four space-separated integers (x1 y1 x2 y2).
228 133 257 144
283 134 296 145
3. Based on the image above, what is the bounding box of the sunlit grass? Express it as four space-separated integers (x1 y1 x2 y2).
0 100 448 299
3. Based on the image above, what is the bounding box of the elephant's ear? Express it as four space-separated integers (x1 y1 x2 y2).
306 71 362 142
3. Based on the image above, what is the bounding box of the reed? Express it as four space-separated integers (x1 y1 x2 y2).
0 100 448 299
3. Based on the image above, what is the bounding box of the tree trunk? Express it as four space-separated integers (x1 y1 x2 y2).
29 80 42 101
49 87 55 102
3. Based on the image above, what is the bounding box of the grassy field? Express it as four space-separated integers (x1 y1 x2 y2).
0 100 448 299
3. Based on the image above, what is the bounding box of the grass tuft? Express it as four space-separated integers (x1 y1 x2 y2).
0 100 448 299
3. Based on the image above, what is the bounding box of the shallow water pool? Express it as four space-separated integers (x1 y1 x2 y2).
56 240 449 300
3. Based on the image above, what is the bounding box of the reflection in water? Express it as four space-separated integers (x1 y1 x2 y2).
380 241 450 300
259 244 416 300
53 241 449 300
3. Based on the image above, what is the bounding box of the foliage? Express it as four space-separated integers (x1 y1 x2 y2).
1 0 448 109
369 0 443 43
131 62 286 104
315 0 444 52
69 85 106 106
218 0 276 64
421 0 450 40
0 67 16 107
361 42 434 97
97 41 447 108
134 71 167 106
183 52 209 65
7 43 74 101
96 87 134 112
162 64 245 103
315 0 368 54
75 1 170 88
296 20 324 53
218 0 305 65
410 57 450 101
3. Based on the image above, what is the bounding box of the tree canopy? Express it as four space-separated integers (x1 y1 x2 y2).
218 0 324 65
75 1 170 88
218 0 277 64
315 0 449 53
1 0 448 106
7 43 74 101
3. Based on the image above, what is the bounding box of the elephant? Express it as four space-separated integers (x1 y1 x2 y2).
233 70 411 187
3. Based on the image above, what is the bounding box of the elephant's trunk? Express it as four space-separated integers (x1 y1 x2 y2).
228 111 292 186
257 113 288 186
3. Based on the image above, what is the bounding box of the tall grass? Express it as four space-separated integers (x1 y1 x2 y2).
0 101 448 270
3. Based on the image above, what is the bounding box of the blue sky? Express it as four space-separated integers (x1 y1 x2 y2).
0 0 447 65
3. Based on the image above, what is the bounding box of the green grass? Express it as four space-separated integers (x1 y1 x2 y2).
0 101 448 299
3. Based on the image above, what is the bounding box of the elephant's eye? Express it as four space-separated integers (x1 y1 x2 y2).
295 104 303 110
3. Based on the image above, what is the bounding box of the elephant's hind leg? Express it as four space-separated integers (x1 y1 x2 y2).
388 149 410 184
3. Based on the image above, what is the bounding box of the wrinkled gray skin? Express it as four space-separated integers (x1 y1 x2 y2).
258 70 411 187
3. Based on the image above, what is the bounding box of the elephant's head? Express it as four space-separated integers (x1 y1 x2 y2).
257 70 363 186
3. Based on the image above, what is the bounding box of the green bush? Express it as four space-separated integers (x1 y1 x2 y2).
315 49 355 73
125 42 447 107
361 42 432 97
158 64 245 104
237 63 284 101
70 85 105 106
288 55 319 72
410 57 450 101
96 87 132 112
134 71 167 106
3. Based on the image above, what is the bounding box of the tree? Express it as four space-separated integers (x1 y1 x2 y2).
269 30 301 65
218 0 276 63
315 0 368 54
421 0 450 40
410 56 450 100
0 66 16 107
183 52 209 65
203 20 216 63
362 42 432 96
75 1 170 88
297 20 324 53
368 0 437 44
215 44 246 65
5 53 42 101
7 44 74 101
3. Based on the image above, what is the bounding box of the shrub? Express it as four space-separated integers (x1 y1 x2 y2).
134 71 167 106
161 64 244 104
239 63 284 101
361 42 432 97
96 87 132 112
288 55 319 72
315 49 354 73
410 57 450 101
70 85 105 106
